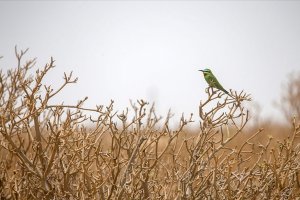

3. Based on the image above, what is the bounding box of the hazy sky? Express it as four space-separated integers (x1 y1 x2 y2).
1 1 300 123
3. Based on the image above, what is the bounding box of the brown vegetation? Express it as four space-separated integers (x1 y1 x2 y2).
0 48 300 199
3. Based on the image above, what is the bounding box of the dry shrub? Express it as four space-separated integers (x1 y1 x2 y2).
0 48 300 199
279 72 300 122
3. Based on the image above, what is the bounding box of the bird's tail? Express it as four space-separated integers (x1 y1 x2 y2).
219 87 229 94
223 89 229 94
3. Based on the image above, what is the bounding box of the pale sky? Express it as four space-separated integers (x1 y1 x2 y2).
1 1 300 123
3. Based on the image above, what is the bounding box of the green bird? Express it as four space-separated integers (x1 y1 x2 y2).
198 68 229 94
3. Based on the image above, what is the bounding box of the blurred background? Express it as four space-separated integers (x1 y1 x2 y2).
0 1 299 124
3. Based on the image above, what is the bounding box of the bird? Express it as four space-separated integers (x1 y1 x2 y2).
198 68 229 94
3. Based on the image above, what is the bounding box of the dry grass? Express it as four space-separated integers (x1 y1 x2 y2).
0 48 300 199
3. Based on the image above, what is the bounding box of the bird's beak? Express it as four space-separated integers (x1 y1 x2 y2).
198 69 204 72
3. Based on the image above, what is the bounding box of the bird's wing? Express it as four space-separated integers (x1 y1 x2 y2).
206 73 218 87
207 74 229 93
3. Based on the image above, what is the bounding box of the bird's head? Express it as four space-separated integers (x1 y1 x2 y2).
198 68 212 74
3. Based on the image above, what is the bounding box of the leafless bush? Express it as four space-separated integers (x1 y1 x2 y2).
279 72 300 122
0 48 300 199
